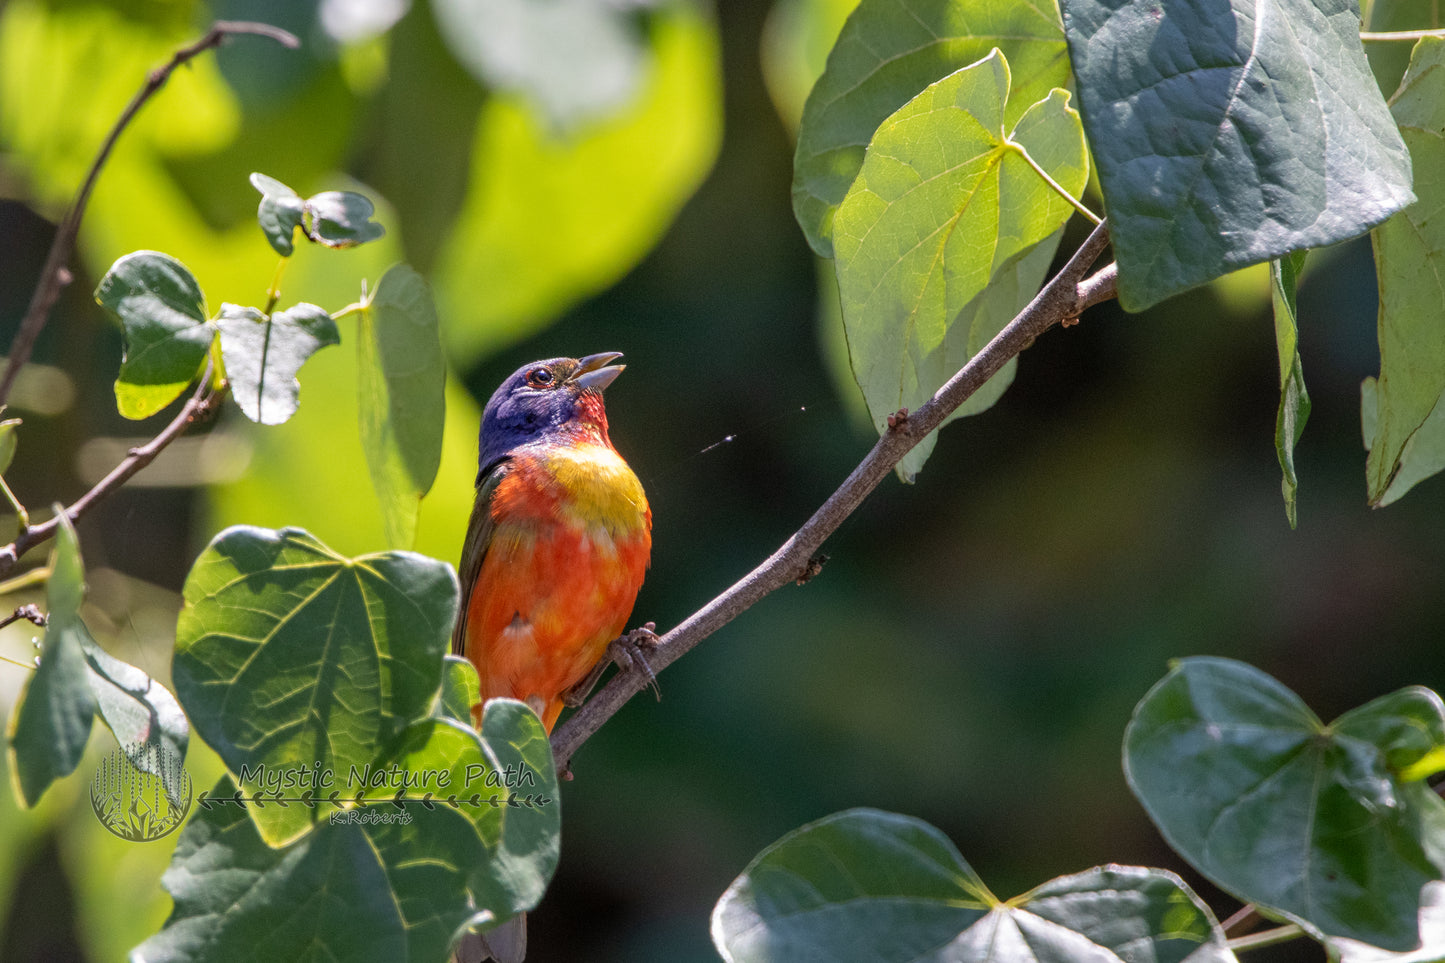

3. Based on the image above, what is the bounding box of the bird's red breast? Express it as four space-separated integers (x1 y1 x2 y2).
455 391 651 732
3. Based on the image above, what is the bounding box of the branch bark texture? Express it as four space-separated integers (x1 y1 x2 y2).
551 222 1116 769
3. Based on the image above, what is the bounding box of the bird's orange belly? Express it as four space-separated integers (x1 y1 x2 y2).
465 519 649 730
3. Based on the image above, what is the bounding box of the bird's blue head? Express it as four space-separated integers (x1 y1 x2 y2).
476 352 626 477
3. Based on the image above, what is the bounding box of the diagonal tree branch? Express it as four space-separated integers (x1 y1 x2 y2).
551 221 1116 770
0 364 223 578
0 20 298 409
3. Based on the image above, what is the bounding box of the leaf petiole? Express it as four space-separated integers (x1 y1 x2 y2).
1360 29 1445 42
1225 924 1305 952
1004 140 1102 225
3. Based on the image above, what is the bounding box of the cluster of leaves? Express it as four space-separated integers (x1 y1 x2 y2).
712 658 1445 961
800 0 1445 525
6 178 560 959
96 173 445 547
135 526 559 961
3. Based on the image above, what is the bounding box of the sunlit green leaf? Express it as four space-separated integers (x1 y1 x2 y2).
792 0 1068 257
1364 0 1444 99
95 251 214 420
438 655 481 724
431 0 651 129
1270 251 1310 528
1125 657 1445 950
217 302 341 426
305 190 385 249
832 50 1087 481
358 264 445 549
1063 0 1415 310
6 513 95 806
172 526 458 846
712 808 1234 963
1366 37 1445 505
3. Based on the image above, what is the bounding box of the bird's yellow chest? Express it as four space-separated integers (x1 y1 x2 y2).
540 443 650 535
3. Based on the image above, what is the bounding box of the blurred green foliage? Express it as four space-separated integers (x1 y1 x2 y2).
0 0 1444 961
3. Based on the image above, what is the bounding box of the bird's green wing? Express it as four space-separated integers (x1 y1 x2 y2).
451 460 510 656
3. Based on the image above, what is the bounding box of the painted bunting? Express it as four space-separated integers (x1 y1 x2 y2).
452 352 652 732
452 354 651 962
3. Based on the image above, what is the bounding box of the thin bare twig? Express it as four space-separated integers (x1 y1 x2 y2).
550 221 1114 770
0 604 46 631
0 20 298 408
1221 904 1261 936
0 364 223 578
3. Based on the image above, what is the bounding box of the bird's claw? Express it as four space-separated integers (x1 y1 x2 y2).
886 408 910 430
562 623 662 707
610 623 661 701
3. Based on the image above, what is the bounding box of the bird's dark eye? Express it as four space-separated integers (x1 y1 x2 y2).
526 367 555 388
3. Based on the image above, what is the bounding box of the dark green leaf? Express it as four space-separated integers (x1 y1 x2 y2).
136 706 560 962
1125 657 1445 950
1366 38 1445 505
131 776 416 963
1063 0 1415 310
712 808 1234 963
305 190 385 249
6 512 95 806
473 699 560 915
95 251 214 419
438 655 481 724
792 0 1069 256
1332 881 1445 963
82 635 189 808
172 526 458 846
217 302 341 426
249 172 306 257
1271 251 1311 528
358 264 446 548
832 50 1087 481
431 0 651 129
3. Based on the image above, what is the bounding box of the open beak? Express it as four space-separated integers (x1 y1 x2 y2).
572 351 625 391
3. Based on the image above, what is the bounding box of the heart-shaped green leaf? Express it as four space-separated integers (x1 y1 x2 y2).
792 0 1070 257
249 172 306 257
712 808 1234 963
1063 0 1415 310
832 49 1087 481
217 302 341 426
1125 657 1445 950
1270 251 1311 528
1365 37 1445 506
95 251 214 419
172 526 458 846
357 264 446 548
